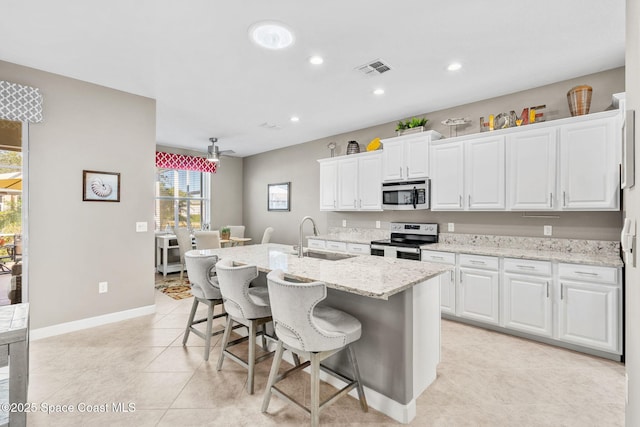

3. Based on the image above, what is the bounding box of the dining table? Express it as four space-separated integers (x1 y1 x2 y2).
220 237 252 247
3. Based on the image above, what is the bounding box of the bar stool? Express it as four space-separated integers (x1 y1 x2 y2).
182 253 226 361
215 259 274 394
262 269 368 427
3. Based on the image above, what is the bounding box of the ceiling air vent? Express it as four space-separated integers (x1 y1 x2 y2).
355 59 392 77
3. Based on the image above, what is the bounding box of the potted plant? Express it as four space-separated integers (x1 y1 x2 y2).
220 227 230 240
396 117 428 136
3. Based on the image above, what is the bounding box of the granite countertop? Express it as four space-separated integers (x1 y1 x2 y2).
188 243 451 300
309 234 373 244
422 243 623 268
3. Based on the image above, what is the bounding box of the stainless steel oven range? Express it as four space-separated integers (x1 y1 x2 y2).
370 222 438 261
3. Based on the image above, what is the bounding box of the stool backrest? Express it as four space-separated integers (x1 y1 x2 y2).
261 227 274 244
216 258 265 319
194 230 221 249
185 254 221 300
267 269 344 352
174 227 193 263
227 225 245 238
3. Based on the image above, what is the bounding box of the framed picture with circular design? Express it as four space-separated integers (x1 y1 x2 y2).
83 170 120 202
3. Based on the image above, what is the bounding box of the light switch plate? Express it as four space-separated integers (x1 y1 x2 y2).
99 281 108 293
375 221 381 229
342 219 347 227
448 223 455 232
136 222 148 232
544 225 552 236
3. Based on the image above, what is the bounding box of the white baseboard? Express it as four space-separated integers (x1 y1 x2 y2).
279 351 416 424
30 304 156 341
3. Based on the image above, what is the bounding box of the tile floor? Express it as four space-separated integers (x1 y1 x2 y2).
24 284 625 426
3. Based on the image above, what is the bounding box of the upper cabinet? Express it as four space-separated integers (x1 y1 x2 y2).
431 109 621 212
507 128 557 210
560 117 620 210
319 151 382 212
381 131 441 182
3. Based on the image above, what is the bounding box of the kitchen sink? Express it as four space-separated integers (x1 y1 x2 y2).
293 249 356 261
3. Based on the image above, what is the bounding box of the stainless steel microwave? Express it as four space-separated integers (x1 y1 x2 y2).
382 180 429 210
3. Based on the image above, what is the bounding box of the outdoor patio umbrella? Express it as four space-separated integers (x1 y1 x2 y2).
0 172 21 191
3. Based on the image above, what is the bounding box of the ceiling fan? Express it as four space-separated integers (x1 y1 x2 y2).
206 137 235 163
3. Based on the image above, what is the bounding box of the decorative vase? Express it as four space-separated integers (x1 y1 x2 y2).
567 85 592 116
221 231 230 240
397 126 425 136
346 140 360 155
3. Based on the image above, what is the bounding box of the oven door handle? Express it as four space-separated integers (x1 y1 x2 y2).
396 247 420 254
370 244 386 250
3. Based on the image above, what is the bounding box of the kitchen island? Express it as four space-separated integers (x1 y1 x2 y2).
187 243 452 423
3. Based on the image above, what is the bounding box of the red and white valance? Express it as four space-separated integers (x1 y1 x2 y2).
0 80 44 123
155 151 217 173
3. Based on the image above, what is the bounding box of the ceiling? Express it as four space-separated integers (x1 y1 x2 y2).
0 1 625 158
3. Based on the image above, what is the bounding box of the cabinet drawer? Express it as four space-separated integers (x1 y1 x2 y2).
504 258 552 277
422 250 456 265
558 263 619 285
325 241 347 252
347 243 370 255
307 239 326 249
459 254 499 270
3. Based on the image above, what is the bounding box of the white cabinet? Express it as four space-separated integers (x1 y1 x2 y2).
465 135 506 210
422 250 456 315
319 152 382 211
381 131 441 182
559 117 619 210
502 258 553 338
307 239 326 249
319 159 338 211
347 243 371 255
430 141 464 210
557 263 621 353
325 241 347 252
507 128 557 210
458 254 500 325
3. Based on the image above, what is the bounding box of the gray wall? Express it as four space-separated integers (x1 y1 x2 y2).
243 68 624 245
625 0 639 424
0 60 157 329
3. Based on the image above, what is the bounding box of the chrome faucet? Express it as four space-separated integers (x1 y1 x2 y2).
298 216 319 258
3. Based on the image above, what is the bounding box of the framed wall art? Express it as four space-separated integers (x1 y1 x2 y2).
83 170 120 202
267 182 290 211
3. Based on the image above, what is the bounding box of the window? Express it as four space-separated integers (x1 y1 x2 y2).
155 168 210 231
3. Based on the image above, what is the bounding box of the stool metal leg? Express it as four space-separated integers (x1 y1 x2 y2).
347 345 368 412
203 301 214 361
182 297 199 345
310 352 321 427
217 316 234 371
261 340 285 413
261 323 268 351
248 320 256 394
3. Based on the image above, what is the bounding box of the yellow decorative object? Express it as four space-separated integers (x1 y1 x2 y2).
367 138 381 151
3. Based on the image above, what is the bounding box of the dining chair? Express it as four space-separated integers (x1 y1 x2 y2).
261 227 274 244
227 225 245 238
194 230 221 250
174 227 193 285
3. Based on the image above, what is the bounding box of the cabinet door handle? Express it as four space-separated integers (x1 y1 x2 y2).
354 199 357 208
450 270 454 281
459 195 463 207
516 264 536 269
406 166 409 177
399 166 403 178
560 283 564 300
549 193 553 208
469 260 486 265
546 281 550 298
432 256 445 260
468 194 472 206
563 191 567 207
359 199 362 208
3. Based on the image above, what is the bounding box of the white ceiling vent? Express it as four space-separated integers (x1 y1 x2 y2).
355 59 392 77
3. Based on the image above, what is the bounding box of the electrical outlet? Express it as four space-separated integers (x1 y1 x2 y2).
342 219 347 227
448 223 455 232
375 221 381 229
99 281 108 293
136 222 148 232
544 225 552 236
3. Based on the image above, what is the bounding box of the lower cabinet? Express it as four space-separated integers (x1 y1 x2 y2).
503 258 553 338
422 250 456 315
557 263 621 354
458 255 500 325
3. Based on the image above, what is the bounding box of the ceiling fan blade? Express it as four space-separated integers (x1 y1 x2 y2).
219 150 235 155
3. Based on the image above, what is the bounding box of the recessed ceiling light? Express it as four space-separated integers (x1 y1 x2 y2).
249 22 294 50
447 62 462 71
290 116 300 122
373 88 385 95
309 56 324 65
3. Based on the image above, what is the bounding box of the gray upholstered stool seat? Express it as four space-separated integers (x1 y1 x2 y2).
215 258 275 394
182 253 226 361
262 269 368 426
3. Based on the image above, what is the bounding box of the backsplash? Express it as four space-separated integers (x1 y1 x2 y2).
325 226 389 241
438 233 620 255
